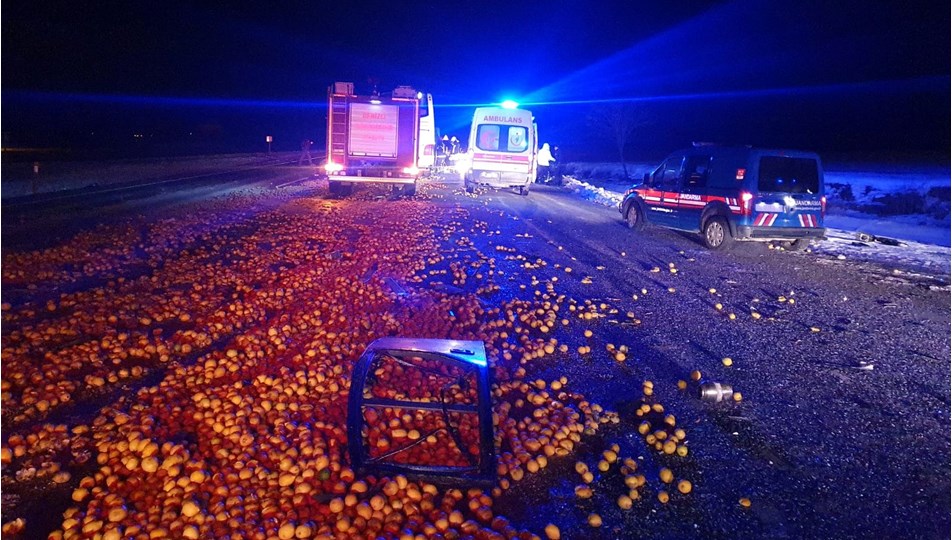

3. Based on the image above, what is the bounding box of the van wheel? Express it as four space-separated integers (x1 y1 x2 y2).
625 204 645 231
787 239 809 251
403 182 417 197
464 177 475 194
703 216 733 250
519 186 529 196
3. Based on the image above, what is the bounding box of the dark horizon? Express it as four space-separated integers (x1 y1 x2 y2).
3 0 949 162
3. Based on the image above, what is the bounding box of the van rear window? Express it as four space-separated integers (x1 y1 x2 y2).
476 124 528 153
758 157 820 194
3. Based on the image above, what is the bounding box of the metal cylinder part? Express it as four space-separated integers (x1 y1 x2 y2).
698 382 733 402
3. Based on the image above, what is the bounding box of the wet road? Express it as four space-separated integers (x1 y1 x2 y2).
1 166 948 539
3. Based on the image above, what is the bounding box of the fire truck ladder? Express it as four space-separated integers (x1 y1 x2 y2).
330 97 348 162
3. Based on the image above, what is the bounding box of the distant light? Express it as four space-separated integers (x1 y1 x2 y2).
416 92 423 99
370 99 382 105
265 135 273 143
501 100 519 109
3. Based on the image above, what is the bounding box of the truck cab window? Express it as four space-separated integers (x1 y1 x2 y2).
661 158 681 192
419 95 430 117
650 163 665 187
681 155 711 192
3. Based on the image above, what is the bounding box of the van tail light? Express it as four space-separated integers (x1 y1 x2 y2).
820 196 827 219
740 191 754 216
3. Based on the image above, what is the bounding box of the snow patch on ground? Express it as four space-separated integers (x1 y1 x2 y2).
817 229 950 279
561 175 951 278
563 177 624 208
823 213 950 247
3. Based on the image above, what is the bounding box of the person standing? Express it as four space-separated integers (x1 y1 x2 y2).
437 135 450 168
550 145 562 185
440 135 450 160
299 138 314 166
536 142 554 184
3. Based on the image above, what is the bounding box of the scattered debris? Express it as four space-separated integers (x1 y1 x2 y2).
361 261 379 282
698 382 734 403
857 232 906 246
383 277 408 296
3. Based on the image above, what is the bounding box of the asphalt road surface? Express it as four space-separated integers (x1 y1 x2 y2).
439 176 950 538
1 165 948 539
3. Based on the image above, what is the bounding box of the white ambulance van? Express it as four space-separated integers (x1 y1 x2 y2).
462 107 537 196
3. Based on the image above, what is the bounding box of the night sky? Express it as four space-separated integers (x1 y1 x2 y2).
2 0 949 159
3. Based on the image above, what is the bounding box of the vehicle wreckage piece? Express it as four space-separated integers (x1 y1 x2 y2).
347 338 496 485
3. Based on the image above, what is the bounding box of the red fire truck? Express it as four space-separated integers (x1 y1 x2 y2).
324 82 435 196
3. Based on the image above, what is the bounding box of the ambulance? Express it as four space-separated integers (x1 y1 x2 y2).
462 106 537 195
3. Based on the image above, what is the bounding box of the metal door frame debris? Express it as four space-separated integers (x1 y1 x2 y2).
347 338 496 486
